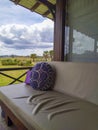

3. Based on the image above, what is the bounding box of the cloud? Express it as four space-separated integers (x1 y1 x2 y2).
0 0 45 25
0 1 54 56
73 30 94 54
0 19 54 56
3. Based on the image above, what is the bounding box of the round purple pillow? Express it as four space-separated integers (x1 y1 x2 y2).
30 62 55 91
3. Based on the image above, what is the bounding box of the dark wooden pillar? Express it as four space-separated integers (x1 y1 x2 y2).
53 0 66 61
94 39 97 55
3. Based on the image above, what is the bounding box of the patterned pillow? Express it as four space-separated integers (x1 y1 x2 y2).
25 70 32 85
30 62 56 91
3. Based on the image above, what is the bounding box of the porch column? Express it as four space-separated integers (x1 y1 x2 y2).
53 0 66 61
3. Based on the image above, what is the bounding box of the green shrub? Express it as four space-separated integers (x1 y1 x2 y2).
18 60 32 66
1 59 18 65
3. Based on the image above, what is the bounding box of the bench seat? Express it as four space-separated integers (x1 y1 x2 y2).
0 83 98 130
0 62 98 130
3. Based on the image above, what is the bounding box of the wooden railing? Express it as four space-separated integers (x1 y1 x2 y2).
0 67 32 85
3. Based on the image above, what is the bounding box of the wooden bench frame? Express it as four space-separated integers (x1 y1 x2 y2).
0 100 27 130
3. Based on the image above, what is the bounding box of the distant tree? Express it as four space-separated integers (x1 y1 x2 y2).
30 54 37 62
11 54 15 58
43 51 49 61
49 50 54 61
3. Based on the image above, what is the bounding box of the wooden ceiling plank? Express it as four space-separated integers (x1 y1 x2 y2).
37 0 55 10
30 2 41 11
36 0 55 19
10 0 55 19
43 10 50 17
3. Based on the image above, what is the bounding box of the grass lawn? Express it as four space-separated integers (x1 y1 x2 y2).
0 65 28 87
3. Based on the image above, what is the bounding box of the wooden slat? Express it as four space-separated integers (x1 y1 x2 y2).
15 0 21 4
0 67 32 71
0 67 32 85
9 71 27 85
10 0 55 19
43 10 50 17
0 72 23 83
30 2 41 11
37 0 55 18
38 0 55 10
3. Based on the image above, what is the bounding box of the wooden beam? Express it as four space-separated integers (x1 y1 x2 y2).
54 0 66 61
10 0 21 4
37 0 55 19
37 0 55 10
10 0 55 19
43 10 50 17
30 2 41 11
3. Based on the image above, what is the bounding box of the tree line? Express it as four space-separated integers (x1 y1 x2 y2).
30 50 53 62
1 50 54 66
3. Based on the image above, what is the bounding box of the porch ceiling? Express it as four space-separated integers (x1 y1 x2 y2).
10 0 56 20
10 0 98 41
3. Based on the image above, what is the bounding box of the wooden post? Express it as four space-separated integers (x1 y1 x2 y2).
53 0 66 61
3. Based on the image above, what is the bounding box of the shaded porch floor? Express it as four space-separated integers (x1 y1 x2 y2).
0 107 16 130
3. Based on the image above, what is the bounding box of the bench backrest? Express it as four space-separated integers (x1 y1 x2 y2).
50 62 98 105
